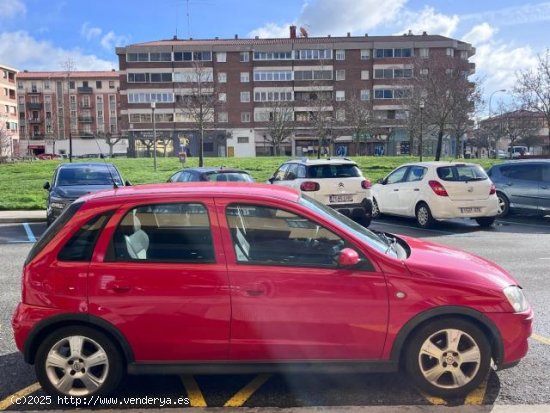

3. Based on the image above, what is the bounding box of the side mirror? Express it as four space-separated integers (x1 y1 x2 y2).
125 180 132 186
43 181 51 191
377 178 385 185
268 177 276 184
337 248 361 267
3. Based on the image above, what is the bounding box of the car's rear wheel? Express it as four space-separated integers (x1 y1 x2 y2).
355 212 372 227
496 192 510 218
415 203 435 229
475 217 496 227
35 326 124 398
405 318 491 398
371 198 381 219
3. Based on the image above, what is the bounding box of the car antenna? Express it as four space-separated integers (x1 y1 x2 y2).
94 133 118 189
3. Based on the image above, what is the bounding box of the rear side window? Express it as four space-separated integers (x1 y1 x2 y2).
58 212 113 261
500 164 541 182
437 165 488 181
25 202 83 266
307 164 361 178
205 172 253 182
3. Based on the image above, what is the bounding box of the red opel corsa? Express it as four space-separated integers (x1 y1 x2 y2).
12 183 532 398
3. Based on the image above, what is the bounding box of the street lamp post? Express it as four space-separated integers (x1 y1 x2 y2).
488 89 506 158
151 102 157 171
419 101 425 161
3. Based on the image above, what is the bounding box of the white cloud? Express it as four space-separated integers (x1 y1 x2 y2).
0 0 26 19
462 2 550 27
394 6 460 37
249 0 406 38
81 22 102 41
100 31 129 51
0 31 116 71
462 23 496 45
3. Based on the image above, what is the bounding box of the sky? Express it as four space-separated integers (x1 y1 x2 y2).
1 0 549 110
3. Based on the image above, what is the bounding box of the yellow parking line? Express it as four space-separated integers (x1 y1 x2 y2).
0 383 41 411
224 373 271 407
180 375 207 407
465 378 487 405
420 391 447 405
531 333 550 346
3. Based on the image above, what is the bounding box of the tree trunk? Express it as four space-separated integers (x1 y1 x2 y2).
435 129 444 161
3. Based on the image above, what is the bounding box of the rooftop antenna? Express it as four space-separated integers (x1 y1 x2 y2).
186 0 191 38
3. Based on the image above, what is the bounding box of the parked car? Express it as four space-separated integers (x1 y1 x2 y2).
43 163 128 226
508 146 530 158
487 160 550 217
268 158 373 226
13 183 532 399
372 162 499 228
167 167 254 183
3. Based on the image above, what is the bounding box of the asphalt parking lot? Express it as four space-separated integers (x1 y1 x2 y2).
0 215 549 410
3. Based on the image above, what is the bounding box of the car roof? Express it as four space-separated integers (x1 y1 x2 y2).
397 161 481 168
177 167 250 174
56 162 117 169
498 159 550 164
285 157 357 165
79 182 300 204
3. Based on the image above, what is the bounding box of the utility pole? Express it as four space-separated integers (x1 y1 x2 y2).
151 101 157 171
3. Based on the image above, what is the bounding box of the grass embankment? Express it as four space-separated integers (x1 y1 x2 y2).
0 156 501 210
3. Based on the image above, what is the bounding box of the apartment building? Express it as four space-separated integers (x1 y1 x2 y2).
16 70 122 157
117 28 475 157
1 64 18 158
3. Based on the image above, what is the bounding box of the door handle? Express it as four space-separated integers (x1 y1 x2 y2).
393 189 399 191
243 284 267 297
110 283 131 293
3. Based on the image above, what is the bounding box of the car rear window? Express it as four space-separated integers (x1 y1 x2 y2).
25 201 83 266
204 172 254 182
307 164 361 178
436 165 488 182
58 211 113 261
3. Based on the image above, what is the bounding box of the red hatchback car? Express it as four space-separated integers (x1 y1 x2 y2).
12 183 532 399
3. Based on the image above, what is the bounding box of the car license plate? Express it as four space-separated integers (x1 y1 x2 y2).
460 207 481 213
329 194 353 203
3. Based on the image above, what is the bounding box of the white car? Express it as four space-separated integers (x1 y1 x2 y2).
372 162 499 228
268 158 374 226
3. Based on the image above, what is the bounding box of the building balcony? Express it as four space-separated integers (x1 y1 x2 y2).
78 116 94 123
30 134 45 140
29 88 42 94
28 117 42 123
77 86 93 94
79 103 94 109
27 102 43 110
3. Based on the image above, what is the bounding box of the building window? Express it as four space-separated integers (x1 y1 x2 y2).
335 50 345 60
335 90 345 101
419 68 429 77
254 71 293 81
294 70 332 81
240 52 249 62
335 70 346 81
446 48 455 57
218 72 227 83
336 109 345 121
237 136 249 143
109 81 115 89
218 112 228 122
419 48 429 58
216 52 227 62
17 81 23 89
361 70 369 80
253 51 292 60
240 72 249 83
96 81 102 89
360 90 370 101
374 48 413 58
360 49 370 60
295 49 332 60
240 113 250 123
69 81 75 89
218 92 226 102
460 51 469 60
240 91 250 102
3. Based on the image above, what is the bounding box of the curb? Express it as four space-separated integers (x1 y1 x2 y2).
0 212 46 224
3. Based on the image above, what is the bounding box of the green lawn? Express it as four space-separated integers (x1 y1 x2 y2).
0 156 502 210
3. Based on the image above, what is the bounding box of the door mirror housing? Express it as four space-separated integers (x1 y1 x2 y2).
268 176 276 184
377 178 385 185
125 180 132 186
337 248 361 267
43 181 51 191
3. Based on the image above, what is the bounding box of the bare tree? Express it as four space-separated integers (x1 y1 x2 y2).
157 138 172 157
496 107 542 157
176 62 219 167
264 100 295 156
514 49 550 152
412 55 481 160
97 131 127 157
340 92 376 156
0 118 13 162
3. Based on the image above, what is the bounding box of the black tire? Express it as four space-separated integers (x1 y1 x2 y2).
404 318 491 398
356 213 372 227
35 326 124 398
415 203 435 229
371 198 381 219
496 192 510 218
475 217 496 227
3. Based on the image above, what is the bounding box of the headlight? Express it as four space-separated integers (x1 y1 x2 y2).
50 201 66 210
503 285 529 312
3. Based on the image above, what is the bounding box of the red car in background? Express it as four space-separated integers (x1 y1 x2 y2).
12 183 532 399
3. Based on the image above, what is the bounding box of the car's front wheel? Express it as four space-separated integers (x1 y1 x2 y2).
371 198 381 219
35 326 124 398
404 318 491 398
496 192 510 218
475 217 496 227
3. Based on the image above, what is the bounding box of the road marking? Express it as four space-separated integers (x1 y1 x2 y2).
531 333 550 345
180 375 207 407
22 223 37 243
0 382 41 411
420 391 446 405
465 378 488 405
224 373 271 407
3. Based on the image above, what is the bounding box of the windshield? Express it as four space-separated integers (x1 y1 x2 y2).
299 194 396 257
57 166 123 186
205 172 254 182
436 165 488 182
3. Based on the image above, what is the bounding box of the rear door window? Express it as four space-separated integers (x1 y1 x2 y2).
500 164 541 182
437 165 488 181
405 166 427 182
